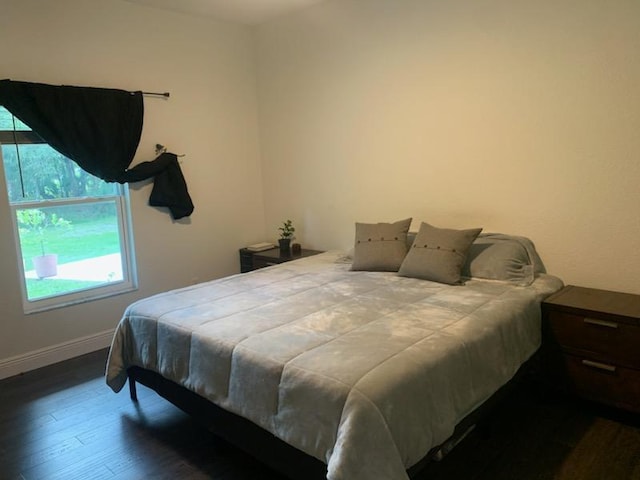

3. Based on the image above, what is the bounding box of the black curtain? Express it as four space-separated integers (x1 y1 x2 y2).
0 79 193 219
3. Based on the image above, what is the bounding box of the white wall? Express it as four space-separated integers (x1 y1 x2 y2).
255 0 640 294
0 0 265 372
2 0 640 376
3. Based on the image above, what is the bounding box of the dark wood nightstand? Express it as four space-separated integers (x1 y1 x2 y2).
239 247 324 273
542 285 640 413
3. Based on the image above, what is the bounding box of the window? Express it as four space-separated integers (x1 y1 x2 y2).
0 106 137 313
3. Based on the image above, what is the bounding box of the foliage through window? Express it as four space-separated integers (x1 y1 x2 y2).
0 106 136 312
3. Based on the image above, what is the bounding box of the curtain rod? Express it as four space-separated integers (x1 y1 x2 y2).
142 91 170 98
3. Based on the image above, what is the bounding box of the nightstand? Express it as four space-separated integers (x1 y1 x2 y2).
239 247 324 273
542 285 640 413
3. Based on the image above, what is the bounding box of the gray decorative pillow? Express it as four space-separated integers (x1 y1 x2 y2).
462 234 542 286
398 222 482 284
351 218 412 271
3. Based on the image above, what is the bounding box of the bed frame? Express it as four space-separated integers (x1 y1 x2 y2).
127 352 539 479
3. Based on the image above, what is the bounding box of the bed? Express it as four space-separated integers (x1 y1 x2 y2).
106 228 563 480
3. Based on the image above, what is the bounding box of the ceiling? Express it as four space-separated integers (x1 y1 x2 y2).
123 0 327 25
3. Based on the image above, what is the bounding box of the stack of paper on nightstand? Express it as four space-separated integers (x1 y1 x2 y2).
246 242 276 252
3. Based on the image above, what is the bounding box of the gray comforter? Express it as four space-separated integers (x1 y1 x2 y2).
106 251 563 480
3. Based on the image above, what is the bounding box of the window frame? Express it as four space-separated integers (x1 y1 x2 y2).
0 124 137 314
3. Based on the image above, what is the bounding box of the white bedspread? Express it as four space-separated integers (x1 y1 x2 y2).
106 251 563 480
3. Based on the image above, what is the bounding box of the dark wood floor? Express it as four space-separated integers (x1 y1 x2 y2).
1 349 639 480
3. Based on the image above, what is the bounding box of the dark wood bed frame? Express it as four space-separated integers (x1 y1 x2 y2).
127 352 540 479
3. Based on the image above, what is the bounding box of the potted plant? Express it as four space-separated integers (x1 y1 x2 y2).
17 209 71 279
278 219 295 254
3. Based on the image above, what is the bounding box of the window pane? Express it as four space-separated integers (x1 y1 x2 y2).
1 143 118 203
0 107 30 130
17 202 125 301
1 106 137 312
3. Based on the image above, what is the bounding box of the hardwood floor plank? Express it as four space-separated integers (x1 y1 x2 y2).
20 434 132 480
416 381 640 480
1 349 639 480
2 437 84 473
0 388 161 464
110 460 208 480
553 419 640 480
38 461 115 480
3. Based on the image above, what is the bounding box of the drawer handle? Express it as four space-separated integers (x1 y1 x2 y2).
581 359 617 373
583 318 619 329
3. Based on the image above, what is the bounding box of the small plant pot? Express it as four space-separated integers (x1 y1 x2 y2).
33 254 58 279
278 238 291 255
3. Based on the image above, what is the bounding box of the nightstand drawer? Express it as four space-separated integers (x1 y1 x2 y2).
547 311 640 368
542 285 640 413
559 353 640 413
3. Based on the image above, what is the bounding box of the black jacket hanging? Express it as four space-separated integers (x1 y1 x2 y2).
118 152 194 219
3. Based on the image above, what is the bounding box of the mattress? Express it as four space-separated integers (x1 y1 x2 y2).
106 251 563 480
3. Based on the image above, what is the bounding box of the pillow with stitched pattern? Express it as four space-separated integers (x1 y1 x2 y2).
351 218 412 272
398 222 482 284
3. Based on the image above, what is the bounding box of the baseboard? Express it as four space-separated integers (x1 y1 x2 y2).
0 329 115 380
